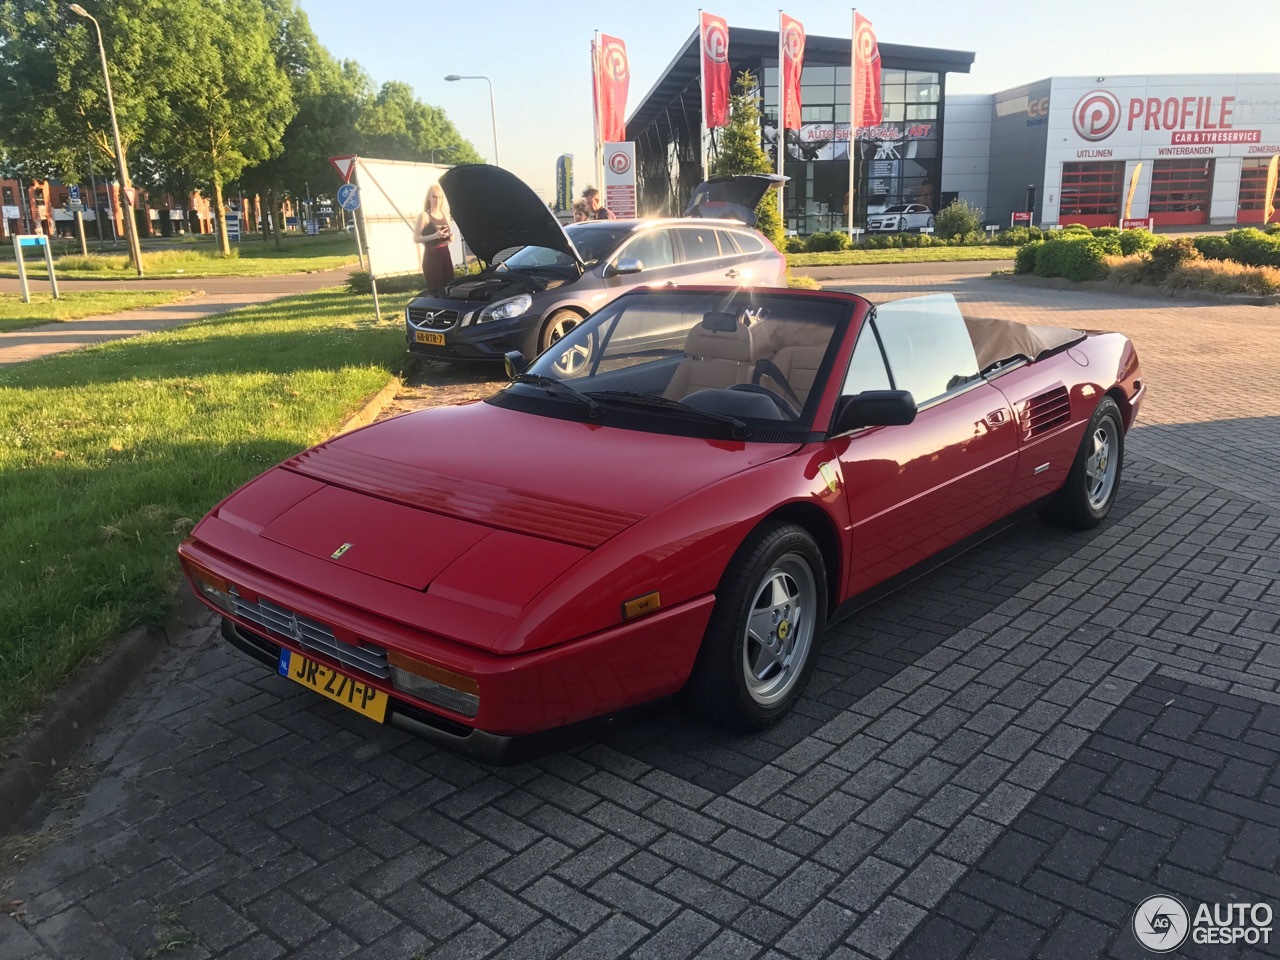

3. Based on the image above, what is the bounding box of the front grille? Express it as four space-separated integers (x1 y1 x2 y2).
230 589 390 680
406 307 459 330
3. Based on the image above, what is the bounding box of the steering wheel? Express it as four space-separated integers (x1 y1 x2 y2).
728 383 802 421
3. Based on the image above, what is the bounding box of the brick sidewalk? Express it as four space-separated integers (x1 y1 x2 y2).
2 275 1278 959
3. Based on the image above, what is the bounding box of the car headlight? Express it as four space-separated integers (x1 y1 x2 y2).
478 294 532 323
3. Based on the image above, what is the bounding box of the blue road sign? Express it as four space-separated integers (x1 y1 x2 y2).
337 183 360 211
17 235 48 247
68 185 80 203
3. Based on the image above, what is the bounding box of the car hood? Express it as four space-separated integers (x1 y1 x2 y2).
441 164 583 267
203 400 797 647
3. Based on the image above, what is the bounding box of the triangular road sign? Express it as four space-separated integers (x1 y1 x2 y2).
329 155 357 183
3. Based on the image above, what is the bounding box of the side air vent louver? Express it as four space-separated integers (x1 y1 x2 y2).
1025 385 1071 438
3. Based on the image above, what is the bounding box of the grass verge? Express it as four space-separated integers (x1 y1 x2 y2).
787 246 1015 267
0 287 406 739
0 234 358 281
0 291 196 333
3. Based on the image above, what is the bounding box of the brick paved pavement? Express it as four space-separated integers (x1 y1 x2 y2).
2 274 1278 959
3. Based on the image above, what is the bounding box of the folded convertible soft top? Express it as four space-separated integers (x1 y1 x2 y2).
964 315 1086 371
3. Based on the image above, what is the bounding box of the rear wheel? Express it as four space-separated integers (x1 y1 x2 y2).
1041 397 1124 529
540 310 592 377
685 522 827 730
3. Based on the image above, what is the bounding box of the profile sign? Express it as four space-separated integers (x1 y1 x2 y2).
12 234 59 304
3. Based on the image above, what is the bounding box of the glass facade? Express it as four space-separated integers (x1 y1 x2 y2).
760 63 942 235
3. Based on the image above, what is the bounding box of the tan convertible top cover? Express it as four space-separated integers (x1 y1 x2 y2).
963 315 1085 371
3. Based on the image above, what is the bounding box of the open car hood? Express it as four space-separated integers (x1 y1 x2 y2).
440 164 583 267
684 174 788 226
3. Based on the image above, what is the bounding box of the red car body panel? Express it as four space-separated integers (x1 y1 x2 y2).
179 288 1144 753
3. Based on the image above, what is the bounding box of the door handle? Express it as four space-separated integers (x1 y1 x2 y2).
985 409 1008 426
724 269 741 279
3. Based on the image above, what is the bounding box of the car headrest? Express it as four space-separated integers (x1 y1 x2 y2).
684 318 758 363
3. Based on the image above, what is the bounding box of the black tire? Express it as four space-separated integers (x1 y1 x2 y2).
684 521 827 730
539 310 592 377
1041 396 1124 530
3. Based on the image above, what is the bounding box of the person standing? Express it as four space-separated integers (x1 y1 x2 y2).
582 187 616 220
414 183 453 293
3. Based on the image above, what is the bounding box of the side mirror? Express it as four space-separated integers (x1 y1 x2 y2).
503 350 527 380
833 390 917 433
606 257 643 278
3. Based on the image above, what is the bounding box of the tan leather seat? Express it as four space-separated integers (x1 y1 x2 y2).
663 320 760 401
754 321 832 409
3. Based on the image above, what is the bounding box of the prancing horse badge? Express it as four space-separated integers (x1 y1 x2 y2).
330 542 353 559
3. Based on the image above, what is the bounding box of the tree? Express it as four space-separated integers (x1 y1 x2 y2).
710 70 785 252
934 198 984 240
149 0 295 254
0 0 171 179
356 81 483 165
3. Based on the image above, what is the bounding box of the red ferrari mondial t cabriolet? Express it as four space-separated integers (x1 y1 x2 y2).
179 288 1143 762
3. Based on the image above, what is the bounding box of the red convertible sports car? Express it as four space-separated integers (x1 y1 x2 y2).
179 287 1144 762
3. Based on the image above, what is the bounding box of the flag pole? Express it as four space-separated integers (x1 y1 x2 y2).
777 10 785 223
592 32 603 195
848 7 856 240
698 10 709 182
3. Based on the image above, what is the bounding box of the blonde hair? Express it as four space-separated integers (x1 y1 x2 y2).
425 183 450 221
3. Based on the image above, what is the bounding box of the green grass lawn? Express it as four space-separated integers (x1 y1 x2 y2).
787 246 1016 267
0 291 196 333
0 233 359 281
0 288 407 738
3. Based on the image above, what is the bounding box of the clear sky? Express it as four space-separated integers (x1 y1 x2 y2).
297 0 1279 199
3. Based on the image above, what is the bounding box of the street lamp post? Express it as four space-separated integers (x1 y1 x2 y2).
444 75 500 167
69 3 144 276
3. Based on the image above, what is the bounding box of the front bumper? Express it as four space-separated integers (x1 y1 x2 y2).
405 299 540 361
181 538 714 761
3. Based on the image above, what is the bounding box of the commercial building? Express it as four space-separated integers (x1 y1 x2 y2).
627 26 974 234
944 73 1280 228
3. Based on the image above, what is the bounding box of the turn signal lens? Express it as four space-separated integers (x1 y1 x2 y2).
622 591 661 621
187 562 234 614
388 651 479 718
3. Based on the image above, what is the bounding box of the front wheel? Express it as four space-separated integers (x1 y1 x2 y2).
684 522 827 730
539 310 592 377
1041 396 1124 529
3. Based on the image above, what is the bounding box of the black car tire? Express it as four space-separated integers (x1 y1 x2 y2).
1041 397 1124 530
684 521 827 730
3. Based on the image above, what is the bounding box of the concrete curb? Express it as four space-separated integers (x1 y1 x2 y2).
0 590 204 836
991 271 1280 308
333 376 403 435
0 374 405 836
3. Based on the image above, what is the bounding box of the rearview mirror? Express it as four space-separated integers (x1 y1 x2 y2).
607 257 643 278
503 350 527 380
833 390 917 433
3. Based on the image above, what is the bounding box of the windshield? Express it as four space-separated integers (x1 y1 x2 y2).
883 204 910 213
492 289 851 441
498 223 631 271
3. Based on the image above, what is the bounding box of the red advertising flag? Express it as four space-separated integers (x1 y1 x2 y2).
779 13 805 131
852 12 883 128
701 11 730 129
595 34 629 143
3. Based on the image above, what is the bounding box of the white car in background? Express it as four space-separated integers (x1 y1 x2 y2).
867 203 934 233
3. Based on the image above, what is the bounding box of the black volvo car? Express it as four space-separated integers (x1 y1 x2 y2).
405 166 788 374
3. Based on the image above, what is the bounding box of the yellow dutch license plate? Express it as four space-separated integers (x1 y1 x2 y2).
415 331 446 346
278 649 388 722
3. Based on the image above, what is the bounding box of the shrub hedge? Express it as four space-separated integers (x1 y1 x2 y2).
1031 236 1109 281
1014 240 1043 274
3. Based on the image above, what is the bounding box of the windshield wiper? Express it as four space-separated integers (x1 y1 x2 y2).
587 391 748 439
509 374 603 417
